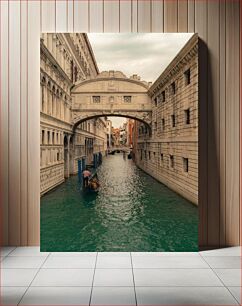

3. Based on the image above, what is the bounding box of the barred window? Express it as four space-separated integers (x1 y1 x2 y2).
124 96 131 103
171 82 176 95
154 97 157 106
183 158 189 172
92 96 100 103
161 91 166 102
184 109 190 124
171 114 176 127
170 155 174 168
184 69 191 85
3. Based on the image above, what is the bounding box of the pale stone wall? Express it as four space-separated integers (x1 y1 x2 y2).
40 34 107 196
71 71 152 126
134 35 198 205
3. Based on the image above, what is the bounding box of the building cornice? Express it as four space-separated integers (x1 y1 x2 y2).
148 34 199 97
72 77 149 92
40 39 73 86
84 34 99 75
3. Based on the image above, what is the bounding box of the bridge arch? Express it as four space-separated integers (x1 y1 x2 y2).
71 71 153 131
72 113 152 135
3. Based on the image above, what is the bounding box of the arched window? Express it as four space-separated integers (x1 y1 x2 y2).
41 84 44 112
52 131 55 145
42 130 45 144
47 131 50 145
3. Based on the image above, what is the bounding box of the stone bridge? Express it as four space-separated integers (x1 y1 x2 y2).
110 146 131 152
71 71 153 131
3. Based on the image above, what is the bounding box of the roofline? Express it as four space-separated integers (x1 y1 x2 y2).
72 77 149 92
84 34 99 75
148 33 198 95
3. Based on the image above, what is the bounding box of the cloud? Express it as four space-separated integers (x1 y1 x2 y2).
88 33 194 82
87 33 194 127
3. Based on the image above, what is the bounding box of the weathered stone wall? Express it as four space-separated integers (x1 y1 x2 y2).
40 164 64 195
40 34 107 196
134 35 198 205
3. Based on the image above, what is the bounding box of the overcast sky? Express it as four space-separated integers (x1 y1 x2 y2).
88 33 193 128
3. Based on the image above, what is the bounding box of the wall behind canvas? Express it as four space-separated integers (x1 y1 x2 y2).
0 0 240 247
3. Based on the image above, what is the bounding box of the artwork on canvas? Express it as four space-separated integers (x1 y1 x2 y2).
40 33 198 252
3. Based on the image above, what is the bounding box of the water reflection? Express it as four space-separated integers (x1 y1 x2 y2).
41 154 198 252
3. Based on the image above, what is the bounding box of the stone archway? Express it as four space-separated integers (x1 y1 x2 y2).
72 113 152 135
71 71 153 131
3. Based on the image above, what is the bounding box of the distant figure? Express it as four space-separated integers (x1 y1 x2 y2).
83 168 91 187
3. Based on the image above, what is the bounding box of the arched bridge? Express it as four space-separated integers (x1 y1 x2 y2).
71 71 152 131
109 146 131 153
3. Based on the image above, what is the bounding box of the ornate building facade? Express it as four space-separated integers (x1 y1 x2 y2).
133 35 198 204
40 33 198 205
40 34 107 195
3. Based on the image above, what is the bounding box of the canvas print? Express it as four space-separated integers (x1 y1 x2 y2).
40 33 198 252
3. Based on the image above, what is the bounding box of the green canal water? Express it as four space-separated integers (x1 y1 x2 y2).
41 154 198 252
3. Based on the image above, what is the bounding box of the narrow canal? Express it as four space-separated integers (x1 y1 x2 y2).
41 154 198 252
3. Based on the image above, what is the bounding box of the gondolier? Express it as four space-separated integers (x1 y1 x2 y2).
82 168 91 188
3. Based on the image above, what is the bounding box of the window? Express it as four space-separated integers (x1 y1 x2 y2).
145 151 147 159
41 85 45 111
124 96 131 103
184 109 190 124
171 114 176 127
149 151 151 160
52 132 55 144
42 130 45 144
183 158 189 172
161 90 166 102
74 66 78 82
140 150 143 160
154 121 157 130
153 152 156 162
184 69 191 85
92 96 100 103
57 152 60 161
154 97 158 106
171 82 176 95
47 131 50 144
160 153 164 164
162 118 165 131
170 155 174 168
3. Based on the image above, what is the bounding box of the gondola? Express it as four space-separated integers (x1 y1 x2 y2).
83 172 100 193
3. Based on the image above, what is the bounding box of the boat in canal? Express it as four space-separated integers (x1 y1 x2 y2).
41 154 198 252
83 172 100 193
